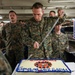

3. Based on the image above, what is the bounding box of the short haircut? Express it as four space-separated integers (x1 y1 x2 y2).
32 2 43 9
9 10 17 15
57 8 63 12
50 11 56 14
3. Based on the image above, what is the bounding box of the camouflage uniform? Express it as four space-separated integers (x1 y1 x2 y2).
23 17 57 59
0 25 6 53
0 51 12 75
0 38 5 53
51 32 69 61
2 22 24 70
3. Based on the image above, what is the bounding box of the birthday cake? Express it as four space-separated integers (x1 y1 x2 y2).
15 59 71 75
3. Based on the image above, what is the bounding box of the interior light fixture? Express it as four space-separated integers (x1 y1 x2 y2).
48 0 75 3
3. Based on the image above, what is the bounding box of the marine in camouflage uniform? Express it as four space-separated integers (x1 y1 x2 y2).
24 17 58 59
23 2 64 59
0 51 12 75
51 25 69 61
2 22 24 70
2 11 24 71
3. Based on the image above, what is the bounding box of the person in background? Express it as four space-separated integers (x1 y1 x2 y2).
49 10 56 17
2 10 24 71
57 8 66 33
0 50 12 75
0 22 6 54
51 23 69 61
19 20 28 59
23 2 63 59
23 31 28 59
0 37 6 54
0 22 5 34
56 8 75 62
49 11 56 33
57 8 66 19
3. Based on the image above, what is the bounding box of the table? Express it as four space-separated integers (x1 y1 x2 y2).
66 62 75 75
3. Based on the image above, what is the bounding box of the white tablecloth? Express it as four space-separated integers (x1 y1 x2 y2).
66 62 75 75
12 62 75 75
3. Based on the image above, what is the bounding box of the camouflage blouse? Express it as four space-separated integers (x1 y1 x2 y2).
51 32 69 61
23 17 59 59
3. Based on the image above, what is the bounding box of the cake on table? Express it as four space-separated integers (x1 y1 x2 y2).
15 59 71 75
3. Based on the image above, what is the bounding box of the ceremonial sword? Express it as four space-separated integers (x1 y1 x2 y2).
39 17 60 47
28 17 60 59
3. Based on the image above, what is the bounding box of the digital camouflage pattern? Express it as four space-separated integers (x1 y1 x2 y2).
51 32 69 61
0 51 12 75
23 17 60 59
2 22 24 70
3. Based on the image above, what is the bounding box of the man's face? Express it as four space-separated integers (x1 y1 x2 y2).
58 9 64 16
32 8 44 22
49 12 55 17
55 25 62 31
9 12 17 23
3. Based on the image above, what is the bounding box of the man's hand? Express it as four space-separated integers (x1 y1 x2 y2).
33 41 40 49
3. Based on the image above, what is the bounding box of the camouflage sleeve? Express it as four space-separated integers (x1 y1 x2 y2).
2 25 6 40
43 34 53 58
22 24 35 47
0 51 12 75
2 25 7 46
65 34 69 51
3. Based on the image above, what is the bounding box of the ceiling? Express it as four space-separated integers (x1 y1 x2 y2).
0 0 75 22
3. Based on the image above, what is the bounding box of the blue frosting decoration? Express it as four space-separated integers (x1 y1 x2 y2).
17 67 69 72
18 67 38 72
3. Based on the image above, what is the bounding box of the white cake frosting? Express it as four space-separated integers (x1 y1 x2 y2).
15 59 71 75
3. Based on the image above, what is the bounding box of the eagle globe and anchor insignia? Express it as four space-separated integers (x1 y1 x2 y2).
34 60 52 68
